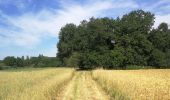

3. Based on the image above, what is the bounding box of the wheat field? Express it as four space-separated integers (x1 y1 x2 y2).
92 69 170 100
0 68 74 100
56 71 110 100
0 68 170 100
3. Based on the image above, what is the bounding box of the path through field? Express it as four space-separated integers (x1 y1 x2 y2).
56 71 110 100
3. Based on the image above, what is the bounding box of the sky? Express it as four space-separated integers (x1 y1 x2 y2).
0 0 170 60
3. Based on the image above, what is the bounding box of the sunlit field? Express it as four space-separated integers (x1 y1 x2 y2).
92 69 170 100
0 68 170 100
0 68 74 100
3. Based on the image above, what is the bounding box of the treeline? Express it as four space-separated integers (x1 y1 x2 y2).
57 10 170 69
1 55 61 69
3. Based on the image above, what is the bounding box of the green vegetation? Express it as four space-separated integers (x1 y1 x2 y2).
2 55 61 69
0 60 4 70
57 10 170 69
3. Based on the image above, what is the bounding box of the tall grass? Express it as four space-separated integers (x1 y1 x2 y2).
0 68 74 100
92 69 170 100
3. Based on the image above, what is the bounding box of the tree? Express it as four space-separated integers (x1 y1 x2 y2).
16 57 24 67
66 52 81 68
25 56 30 66
118 10 154 66
57 10 170 69
158 23 168 32
57 24 77 64
3 56 16 66
148 49 166 68
120 10 154 34
165 49 170 68
109 48 126 69
149 29 167 52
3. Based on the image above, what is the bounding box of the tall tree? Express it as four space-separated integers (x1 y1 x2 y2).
57 10 170 69
3 56 16 66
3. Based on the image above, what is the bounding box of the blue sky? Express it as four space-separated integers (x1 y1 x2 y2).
0 0 170 59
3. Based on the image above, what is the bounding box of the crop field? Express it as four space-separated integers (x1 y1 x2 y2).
56 71 110 100
0 68 74 100
0 68 170 100
92 69 170 100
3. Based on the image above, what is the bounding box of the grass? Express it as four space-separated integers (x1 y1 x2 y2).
0 67 74 100
92 69 170 100
126 65 154 70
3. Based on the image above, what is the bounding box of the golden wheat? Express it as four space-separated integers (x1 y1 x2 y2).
92 69 170 100
0 68 74 100
56 71 110 100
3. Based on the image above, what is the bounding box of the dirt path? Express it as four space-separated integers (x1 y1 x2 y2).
56 71 110 100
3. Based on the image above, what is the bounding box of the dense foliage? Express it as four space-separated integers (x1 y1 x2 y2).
3 55 61 68
57 10 170 69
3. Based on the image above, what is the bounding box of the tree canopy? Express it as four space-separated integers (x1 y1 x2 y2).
57 10 170 69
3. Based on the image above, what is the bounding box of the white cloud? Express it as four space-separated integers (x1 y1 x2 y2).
0 0 139 57
154 14 170 28
0 0 138 47
142 0 170 11
43 46 57 57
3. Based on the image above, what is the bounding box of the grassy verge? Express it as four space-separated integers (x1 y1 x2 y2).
126 65 154 70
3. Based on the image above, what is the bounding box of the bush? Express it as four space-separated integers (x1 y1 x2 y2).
66 52 80 68
148 49 166 68
126 65 153 70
